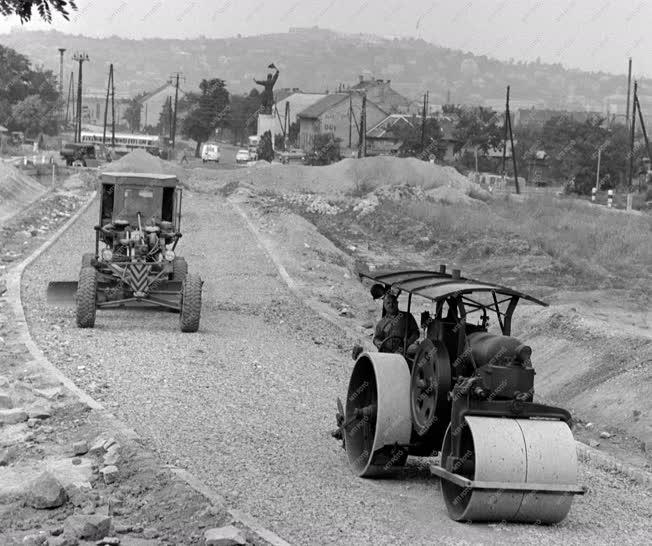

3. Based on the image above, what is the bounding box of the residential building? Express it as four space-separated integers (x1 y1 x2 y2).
366 114 415 155
297 93 388 150
513 108 603 128
350 76 412 114
79 95 129 128
270 92 327 137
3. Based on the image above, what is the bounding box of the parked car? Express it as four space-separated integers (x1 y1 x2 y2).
235 149 251 164
201 143 220 163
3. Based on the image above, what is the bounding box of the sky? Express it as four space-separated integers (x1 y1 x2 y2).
0 0 650 78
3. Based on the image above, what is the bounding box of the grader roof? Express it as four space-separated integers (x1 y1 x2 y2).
359 269 548 307
100 172 179 187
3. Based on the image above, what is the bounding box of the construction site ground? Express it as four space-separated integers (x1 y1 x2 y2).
1 156 651 545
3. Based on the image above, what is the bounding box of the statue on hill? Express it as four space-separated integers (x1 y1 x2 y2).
253 63 279 115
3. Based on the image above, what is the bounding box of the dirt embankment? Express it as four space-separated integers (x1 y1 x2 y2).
0 162 48 225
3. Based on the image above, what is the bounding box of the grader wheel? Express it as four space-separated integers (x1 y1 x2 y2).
171 257 188 282
439 417 579 523
179 273 202 332
343 352 412 477
76 267 97 328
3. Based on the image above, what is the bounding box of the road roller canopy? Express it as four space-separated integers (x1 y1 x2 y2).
360 268 547 336
360 269 547 306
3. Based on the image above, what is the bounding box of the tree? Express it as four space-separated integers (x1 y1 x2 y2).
10 94 57 136
306 133 341 165
123 95 144 132
182 78 230 156
393 116 443 158
288 121 299 146
224 88 261 145
158 96 173 136
453 106 502 153
257 130 274 162
0 0 77 21
0 45 59 129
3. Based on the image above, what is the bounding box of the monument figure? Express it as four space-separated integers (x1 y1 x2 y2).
253 63 279 115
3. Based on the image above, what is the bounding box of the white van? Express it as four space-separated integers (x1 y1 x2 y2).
201 143 220 163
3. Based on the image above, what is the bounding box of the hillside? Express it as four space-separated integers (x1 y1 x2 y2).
0 27 643 108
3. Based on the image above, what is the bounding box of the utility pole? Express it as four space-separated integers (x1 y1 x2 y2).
65 71 75 126
348 94 353 149
284 101 290 150
111 66 115 146
170 72 184 153
420 91 428 152
595 147 601 191
628 81 637 191
503 85 520 194
358 93 367 158
625 58 632 130
103 64 114 144
635 88 651 192
57 48 65 123
72 52 89 143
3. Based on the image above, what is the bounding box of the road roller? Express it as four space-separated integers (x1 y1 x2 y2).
334 267 585 523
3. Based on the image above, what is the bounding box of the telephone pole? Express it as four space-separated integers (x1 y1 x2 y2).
73 52 89 142
628 81 637 191
65 71 75 127
502 85 520 194
103 64 115 145
420 91 428 151
57 48 65 123
170 72 184 153
358 93 367 158
625 58 632 130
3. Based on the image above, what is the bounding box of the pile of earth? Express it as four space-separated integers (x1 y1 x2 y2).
187 155 490 200
0 162 47 224
104 149 187 182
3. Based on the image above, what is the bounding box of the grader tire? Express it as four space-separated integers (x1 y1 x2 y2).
179 273 202 333
172 257 188 282
76 267 97 328
81 253 94 268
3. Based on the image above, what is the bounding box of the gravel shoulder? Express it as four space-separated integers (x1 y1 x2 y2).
19 188 652 545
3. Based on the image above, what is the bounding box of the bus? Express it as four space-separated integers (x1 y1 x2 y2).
80 131 166 157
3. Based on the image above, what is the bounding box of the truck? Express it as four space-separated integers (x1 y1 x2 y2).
201 142 220 163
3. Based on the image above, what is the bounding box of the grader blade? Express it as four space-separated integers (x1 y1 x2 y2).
46 281 78 305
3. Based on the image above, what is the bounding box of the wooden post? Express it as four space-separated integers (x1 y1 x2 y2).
506 87 520 194
628 81 637 191
595 147 601 191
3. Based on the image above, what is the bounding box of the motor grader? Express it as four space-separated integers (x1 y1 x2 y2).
47 171 202 332
334 266 585 523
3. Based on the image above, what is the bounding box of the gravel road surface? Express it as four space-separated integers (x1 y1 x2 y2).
21 191 651 545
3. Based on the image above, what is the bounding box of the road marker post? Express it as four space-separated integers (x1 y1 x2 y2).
607 189 614 208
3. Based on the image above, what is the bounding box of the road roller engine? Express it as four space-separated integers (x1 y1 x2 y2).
47 171 203 333
334 267 585 523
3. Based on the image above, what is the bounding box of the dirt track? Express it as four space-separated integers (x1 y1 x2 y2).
20 190 651 545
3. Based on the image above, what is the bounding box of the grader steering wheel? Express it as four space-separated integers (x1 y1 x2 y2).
378 335 404 353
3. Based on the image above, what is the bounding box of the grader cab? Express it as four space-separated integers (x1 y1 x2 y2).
47 172 202 332
335 267 585 523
